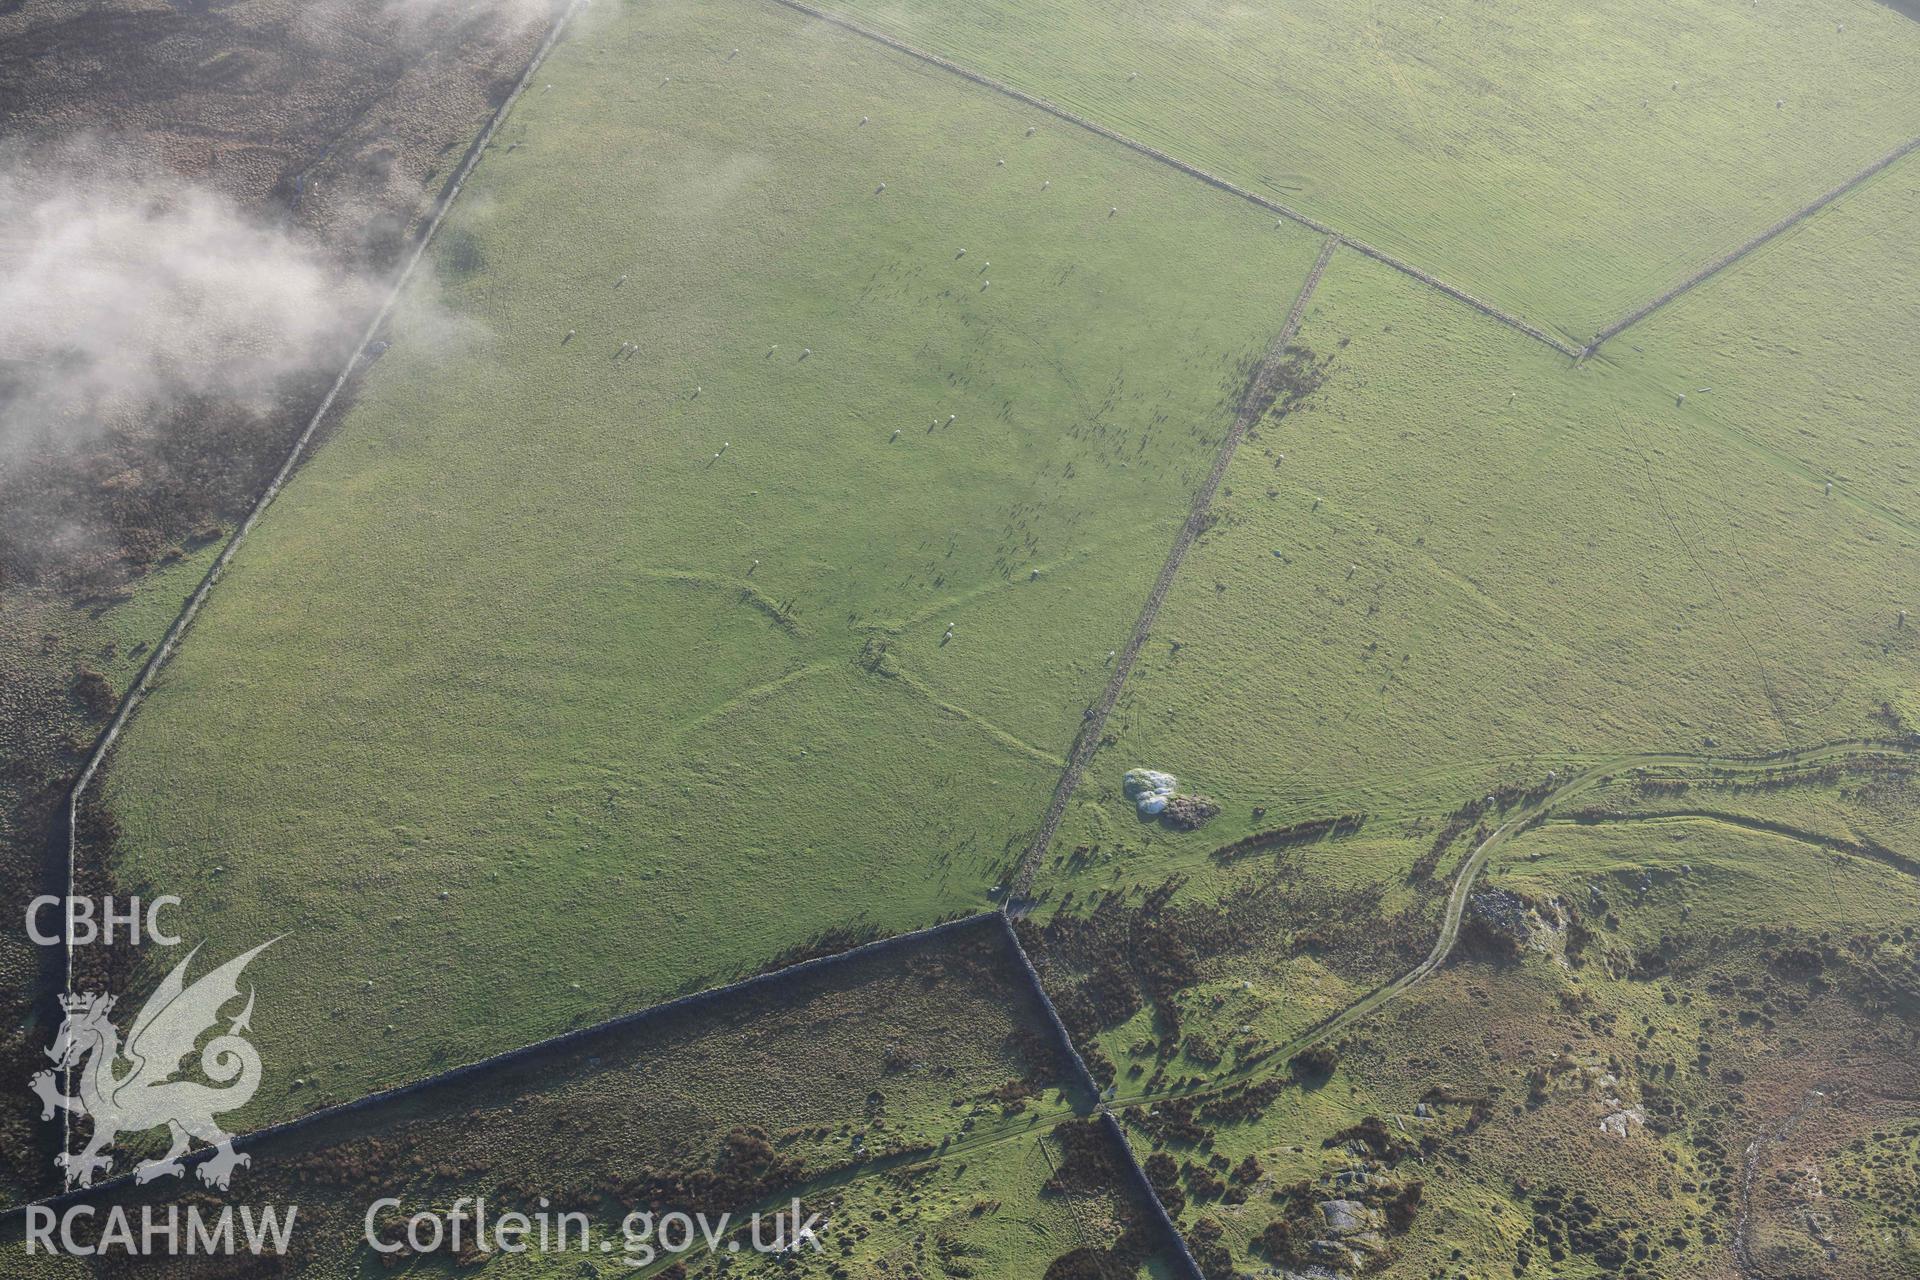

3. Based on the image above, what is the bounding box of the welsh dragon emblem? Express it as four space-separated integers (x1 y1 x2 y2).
33 940 274 1190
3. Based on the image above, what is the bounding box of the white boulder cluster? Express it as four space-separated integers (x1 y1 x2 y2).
1122 768 1178 817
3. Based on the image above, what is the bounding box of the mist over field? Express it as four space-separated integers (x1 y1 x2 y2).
0 145 376 466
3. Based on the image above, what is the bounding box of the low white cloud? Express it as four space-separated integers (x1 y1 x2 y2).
0 143 379 462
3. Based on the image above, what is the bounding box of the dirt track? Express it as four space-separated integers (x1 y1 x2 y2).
1093 738 1920 1118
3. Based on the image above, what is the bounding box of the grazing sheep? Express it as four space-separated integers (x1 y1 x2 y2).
800 348 811 360
1025 126 1036 136
860 116 869 126
616 274 628 287
875 182 887 194
1109 206 1118 217
564 329 576 343
956 248 966 258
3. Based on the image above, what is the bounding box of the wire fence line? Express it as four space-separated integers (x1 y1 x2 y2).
41 0 1914 1260
994 912 1207 1280
1009 233 1339 906
15 907 1206 1280
1584 134 1920 355
760 0 1581 359
44 0 592 1165
12 911 998 1218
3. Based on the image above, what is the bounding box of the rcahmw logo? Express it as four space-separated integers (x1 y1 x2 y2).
25 1202 297 1259
34 939 276 1191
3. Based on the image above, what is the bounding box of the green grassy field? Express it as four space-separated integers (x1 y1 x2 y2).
1032 245 1920 907
808 0 1920 340
1605 157 1920 535
33 0 1916 1254
95 0 1325 1122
